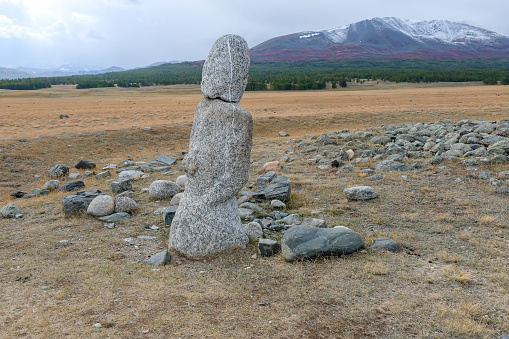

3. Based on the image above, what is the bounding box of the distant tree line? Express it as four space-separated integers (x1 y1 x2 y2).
1 58 509 90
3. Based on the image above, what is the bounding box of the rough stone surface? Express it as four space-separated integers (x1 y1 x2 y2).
176 175 187 187
118 170 144 181
270 199 286 210
48 164 69 178
370 238 401 252
111 179 132 194
98 212 130 223
238 207 255 221
58 180 85 192
252 175 291 202
170 192 183 206
87 195 115 217
169 35 252 258
114 196 138 213
95 171 111 180
62 190 104 217
258 238 281 257
1 203 23 218
75 160 96 170
343 186 378 201
281 225 364 261
256 171 277 186
149 180 180 200
42 180 59 191
239 202 264 213
145 250 171 266
243 222 263 241
201 34 250 103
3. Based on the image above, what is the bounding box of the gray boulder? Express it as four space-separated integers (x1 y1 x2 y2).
343 186 378 201
75 160 96 170
243 222 263 241
252 175 291 202
488 140 509 155
238 207 255 221
301 217 327 228
95 171 111 180
256 171 277 186
170 193 183 206
111 179 132 194
281 225 364 261
258 238 281 257
42 180 59 191
114 196 138 213
58 180 85 192
87 195 115 217
118 170 143 181
149 180 180 200
48 164 69 178
62 190 104 217
270 199 286 210
1 202 23 218
369 238 400 252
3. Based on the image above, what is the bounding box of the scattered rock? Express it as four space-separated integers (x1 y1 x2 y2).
57 180 85 192
369 238 401 252
87 195 115 217
114 196 138 213
258 238 281 257
281 226 364 261
256 171 277 186
239 202 264 213
279 131 290 137
155 155 177 166
98 212 130 223
1 203 23 218
170 193 183 206
494 188 509 195
111 179 132 194
118 170 144 181
238 207 255 221
62 190 104 217
75 160 96 170
95 171 111 180
10 191 27 198
145 250 171 266
149 180 180 200
48 164 69 178
176 175 187 187
270 199 286 210
301 217 327 228
343 186 378 201
252 175 291 202
243 222 263 241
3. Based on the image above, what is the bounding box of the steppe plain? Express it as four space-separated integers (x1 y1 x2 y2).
1 82 508 338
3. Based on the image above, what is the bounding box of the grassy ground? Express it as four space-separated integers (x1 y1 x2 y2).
1 83 508 338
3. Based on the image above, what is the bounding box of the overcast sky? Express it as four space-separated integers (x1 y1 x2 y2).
1 0 508 69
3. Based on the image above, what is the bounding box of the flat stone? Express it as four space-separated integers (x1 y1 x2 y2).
343 186 378 201
58 180 85 192
118 170 144 181
281 214 300 225
375 160 413 171
239 202 264 213
155 155 177 166
145 250 171 266
252 176 291 202
95 171 111 180
258 238 281 257
301 217 327 228
281 226 364 261
98 212 131 223
369 238 400 252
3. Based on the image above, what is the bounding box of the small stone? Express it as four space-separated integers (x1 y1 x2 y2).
258 238 281 257
62 190 104 217
155 155 177 166
170 192 183 206
87 195 115 217
270 199 286 210
75 160 96 170
114 196 138 213
111 179 132 194
145 250 171 266
239 207 255 221
176 175 187 187
57 180 85 192
68 172 80 179
370 238 400 253
239 202 264 213
1 203 23 218
95 171 111 180
163 206 179 225
42 180 59 191
279 131 290 137
99 212 130 223
256 171 277 186
243 222 263 241
149 180 180 199
48 164 69 178
343 186 378 201
104 223 115 229
118 170 144 181
345 149 355 160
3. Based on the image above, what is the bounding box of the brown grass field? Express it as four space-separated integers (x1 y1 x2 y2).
1 82 509 338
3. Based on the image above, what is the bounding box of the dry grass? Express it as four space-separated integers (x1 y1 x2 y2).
1 83 509 338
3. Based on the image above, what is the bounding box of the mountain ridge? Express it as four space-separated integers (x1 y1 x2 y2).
250 17 509 61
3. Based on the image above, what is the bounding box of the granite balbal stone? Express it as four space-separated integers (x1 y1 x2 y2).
149 180 180 199
87 195 115 217
169 34 252 258
343 186 378 201
281 225 364 261
201 34 250 103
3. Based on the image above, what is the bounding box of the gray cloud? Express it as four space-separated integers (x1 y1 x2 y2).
1 0 508 69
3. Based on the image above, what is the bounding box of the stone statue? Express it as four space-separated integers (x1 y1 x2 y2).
168 34 252 258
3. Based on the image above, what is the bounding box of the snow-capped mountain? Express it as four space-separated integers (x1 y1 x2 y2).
250 17 509 61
